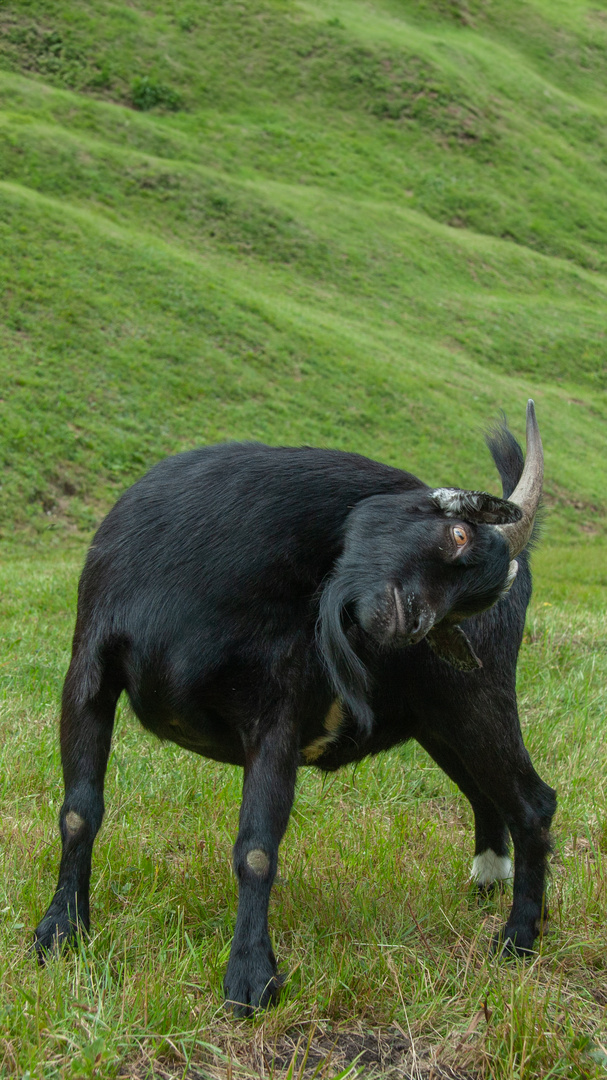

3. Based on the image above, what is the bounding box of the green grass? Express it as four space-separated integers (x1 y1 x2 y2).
1 558 607 1078
1 0 607 1075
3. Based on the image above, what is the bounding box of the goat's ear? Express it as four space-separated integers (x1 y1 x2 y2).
429 488 522 525
426 623 482 671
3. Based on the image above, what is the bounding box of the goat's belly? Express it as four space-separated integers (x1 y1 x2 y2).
129 696 246 766
162 715 245 766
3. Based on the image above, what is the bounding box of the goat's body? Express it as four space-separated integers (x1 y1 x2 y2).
74 444 426 766
35 427 556 1016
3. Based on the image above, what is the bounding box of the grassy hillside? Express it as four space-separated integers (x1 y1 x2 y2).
1 0 606 575
1 1 607 1077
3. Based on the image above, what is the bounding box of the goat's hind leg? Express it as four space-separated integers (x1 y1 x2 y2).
417 732 512 893
34 650 120 959
496 765 556 956
427 712 556 956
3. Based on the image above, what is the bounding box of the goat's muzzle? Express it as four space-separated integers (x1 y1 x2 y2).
385 587 436 647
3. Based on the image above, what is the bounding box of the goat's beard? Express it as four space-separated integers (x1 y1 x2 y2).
316 572 376 737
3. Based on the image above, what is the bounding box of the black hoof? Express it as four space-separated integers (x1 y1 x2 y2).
476 873 512 899
491 926 536 959
223 947 283 1018
476 881 500 901
33 907 84 964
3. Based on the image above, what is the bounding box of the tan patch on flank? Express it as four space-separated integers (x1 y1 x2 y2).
65 811 85 833
324 700 343 733
246 848 270 876
302 700 344 762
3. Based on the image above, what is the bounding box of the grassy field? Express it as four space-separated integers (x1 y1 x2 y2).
1 0 606 1076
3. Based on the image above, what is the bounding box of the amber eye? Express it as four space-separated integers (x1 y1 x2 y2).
452 526 468 547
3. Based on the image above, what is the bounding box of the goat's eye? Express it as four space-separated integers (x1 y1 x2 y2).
452 526 468 547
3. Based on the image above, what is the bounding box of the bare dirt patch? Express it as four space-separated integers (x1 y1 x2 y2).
121 1024 477 1080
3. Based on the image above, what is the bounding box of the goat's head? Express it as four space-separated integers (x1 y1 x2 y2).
317 401 543 734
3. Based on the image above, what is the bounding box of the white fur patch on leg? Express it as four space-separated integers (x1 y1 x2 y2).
470 848 512 885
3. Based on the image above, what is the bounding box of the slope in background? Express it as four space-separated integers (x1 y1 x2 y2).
0 0 605 603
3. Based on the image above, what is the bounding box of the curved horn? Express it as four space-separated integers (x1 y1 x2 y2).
496 400 543 557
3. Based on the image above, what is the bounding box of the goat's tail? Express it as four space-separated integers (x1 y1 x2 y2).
485 416 524 500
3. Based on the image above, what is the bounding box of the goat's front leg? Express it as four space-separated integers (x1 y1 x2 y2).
224 720 299 1017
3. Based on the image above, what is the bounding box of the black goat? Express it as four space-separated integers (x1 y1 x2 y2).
35 402 555 1016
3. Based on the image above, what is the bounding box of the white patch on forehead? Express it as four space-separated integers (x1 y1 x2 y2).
430 488 464 516
246 849 270 876
470 849 512 885
65 811 85 833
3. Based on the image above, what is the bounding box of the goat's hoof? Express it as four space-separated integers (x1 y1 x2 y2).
223 949 282 1018
475 880 501 901
33 908 82 964
492 926 535 959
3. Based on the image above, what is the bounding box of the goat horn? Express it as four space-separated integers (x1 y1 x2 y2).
496 400 544 557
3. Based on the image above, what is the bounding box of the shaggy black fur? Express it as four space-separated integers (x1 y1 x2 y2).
34 424 555 1016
